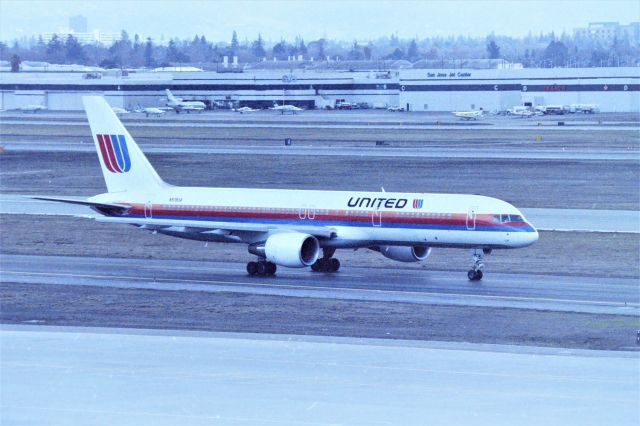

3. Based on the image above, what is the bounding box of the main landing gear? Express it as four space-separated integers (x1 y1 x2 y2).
247 260 277 276
468 248 490 281
311 248 341 273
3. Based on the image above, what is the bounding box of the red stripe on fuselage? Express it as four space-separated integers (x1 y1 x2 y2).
123 204 530 228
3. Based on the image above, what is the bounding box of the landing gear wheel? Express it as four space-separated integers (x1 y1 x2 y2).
467 248 486 281
329 258 340 272
467 269 483 281
247 261 258 275
248 260 276 276
257 261 268 276
311 261 321 272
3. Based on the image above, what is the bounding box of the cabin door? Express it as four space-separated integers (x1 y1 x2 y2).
144 201 153 219
371 209 382 227
466 207 477 230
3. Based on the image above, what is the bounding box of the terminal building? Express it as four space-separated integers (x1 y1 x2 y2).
0 66 638 112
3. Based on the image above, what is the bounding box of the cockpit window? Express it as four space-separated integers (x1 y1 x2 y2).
494 214 524 223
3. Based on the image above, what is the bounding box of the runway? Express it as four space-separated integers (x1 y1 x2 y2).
2 325 637 426
2 193 638 233
2 140 637 161
2 254 637 315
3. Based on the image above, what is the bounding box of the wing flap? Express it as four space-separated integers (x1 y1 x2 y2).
94 216 337 238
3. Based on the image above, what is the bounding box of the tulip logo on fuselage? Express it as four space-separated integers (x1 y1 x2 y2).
97 134 131 173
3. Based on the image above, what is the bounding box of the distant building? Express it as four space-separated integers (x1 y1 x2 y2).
574 22 640 45
69 15 87 33
41 30 121 46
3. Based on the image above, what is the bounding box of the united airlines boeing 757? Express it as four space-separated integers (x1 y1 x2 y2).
37 96 538 280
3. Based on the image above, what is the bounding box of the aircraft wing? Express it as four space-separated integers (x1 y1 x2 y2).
32 196 131 215
94 216 338 239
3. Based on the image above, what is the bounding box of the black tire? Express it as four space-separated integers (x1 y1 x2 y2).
266 262 277 276
468 270 477 281
247 261 258 275
257 261 268 276
311 261 321 272
329 258 340 272
476 270 483 280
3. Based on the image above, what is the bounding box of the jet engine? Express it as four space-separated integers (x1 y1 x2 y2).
250 233 320 268
378 245 432 262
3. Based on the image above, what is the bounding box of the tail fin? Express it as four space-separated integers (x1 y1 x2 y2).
165 89 178 103
83 96 166 193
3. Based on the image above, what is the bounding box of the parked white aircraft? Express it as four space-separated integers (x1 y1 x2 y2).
20 104 47 113
165 89 206 113
510 109 535 118
452 110 483 120
37 96 538 280
142 107 166 117
234 106 259 114
111 107 129 115
271 103 303 114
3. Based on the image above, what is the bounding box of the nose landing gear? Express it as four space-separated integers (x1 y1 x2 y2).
468 248 488 281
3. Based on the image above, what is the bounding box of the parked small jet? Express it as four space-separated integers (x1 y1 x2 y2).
165 89 206 113
20 104 47 113
271 103 303 114
111 107 129 115
234 106 259 114
36 96 538 281
452 110 483 120
142 107 166 117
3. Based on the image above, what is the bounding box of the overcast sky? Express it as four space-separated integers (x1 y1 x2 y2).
1 0 639 43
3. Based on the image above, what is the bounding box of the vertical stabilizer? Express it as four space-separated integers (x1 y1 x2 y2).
165 89 178 103
82 96 166 193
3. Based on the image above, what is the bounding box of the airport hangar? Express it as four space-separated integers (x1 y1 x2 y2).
0 66 638 112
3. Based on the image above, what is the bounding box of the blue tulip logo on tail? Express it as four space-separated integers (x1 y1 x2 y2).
97 134 131 173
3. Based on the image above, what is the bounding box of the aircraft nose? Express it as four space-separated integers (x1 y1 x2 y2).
527 223 539 245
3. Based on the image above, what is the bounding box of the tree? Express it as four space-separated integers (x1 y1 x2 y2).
46 34 64 63
64 35 86 64
406 39 419 61
348 41 363 60
144 37 156 67
543 40 568 67
272 40 287 60
165 39 189 63
10 54 21 72
487 40 500 59
251 33 266 58
386 47 404 60
297 37 307 58
230 30 239 53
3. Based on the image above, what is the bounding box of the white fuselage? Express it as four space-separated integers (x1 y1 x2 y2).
90 186 538 250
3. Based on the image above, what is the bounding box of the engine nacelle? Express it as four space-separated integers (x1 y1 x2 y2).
379 245 431 263
256 233 320 268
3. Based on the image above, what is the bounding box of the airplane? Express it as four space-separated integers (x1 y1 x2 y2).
271 103 303 115
234 106 259 114
111 107 129 115
142 107 166 117
20 104 47 113
510 109 535 118
165 89 206 113
36 96 538 281
452 110 483 120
